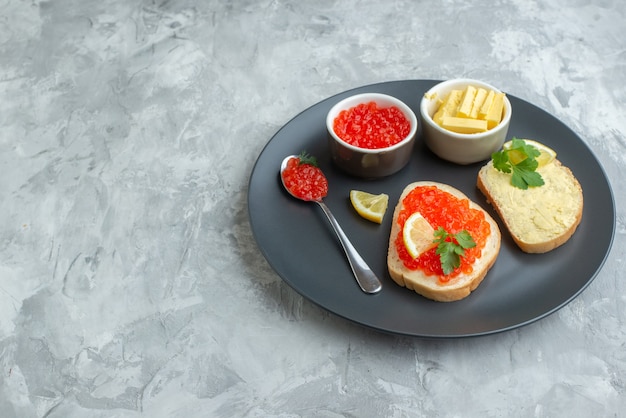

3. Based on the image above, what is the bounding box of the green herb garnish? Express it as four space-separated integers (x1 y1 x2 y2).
491 138 545 189
298 150 318 167
434 227 476 275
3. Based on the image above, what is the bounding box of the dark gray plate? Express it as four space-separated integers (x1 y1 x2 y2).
248 80 615 338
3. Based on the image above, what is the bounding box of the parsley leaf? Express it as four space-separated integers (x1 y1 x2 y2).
491 138 545 189
511 158 544 189
433 227 476 275
298 150 318 167
492 150 512 173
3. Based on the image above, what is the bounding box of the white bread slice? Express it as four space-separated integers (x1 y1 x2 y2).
387 181 501 302
476 159 583 253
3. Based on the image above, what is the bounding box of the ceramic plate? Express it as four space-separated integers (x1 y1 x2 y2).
248 80 615 338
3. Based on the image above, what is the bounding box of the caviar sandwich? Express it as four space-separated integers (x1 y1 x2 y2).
387 181 501 302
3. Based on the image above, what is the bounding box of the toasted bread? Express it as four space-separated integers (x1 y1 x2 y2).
387 181 501 302
476 158 583 253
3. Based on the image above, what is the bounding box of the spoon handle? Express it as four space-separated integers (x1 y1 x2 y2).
316 200 382 294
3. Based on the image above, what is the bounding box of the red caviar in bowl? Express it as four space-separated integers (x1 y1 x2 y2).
394 186 491 282
333 101 411 149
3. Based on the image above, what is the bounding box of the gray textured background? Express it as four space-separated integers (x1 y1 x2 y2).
1 0 624 417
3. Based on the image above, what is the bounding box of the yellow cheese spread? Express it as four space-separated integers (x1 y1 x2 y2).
482 162 581 244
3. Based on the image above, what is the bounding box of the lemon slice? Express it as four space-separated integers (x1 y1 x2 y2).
349 190 389 224
402 212 437 259
503 139 556 167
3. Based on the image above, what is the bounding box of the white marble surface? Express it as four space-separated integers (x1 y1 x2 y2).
1 0 625 416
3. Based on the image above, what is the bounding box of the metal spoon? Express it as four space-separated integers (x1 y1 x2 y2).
280 155 382 294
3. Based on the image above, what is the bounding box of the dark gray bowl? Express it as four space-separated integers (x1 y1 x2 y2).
326 93 418 178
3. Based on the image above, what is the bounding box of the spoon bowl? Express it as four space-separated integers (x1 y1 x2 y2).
280 155 382 294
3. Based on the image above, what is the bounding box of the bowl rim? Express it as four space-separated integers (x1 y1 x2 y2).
326 92 418 154
419 78 512 141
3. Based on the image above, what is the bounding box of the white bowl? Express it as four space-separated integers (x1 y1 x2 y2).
326 93 418 178
420 79 512 165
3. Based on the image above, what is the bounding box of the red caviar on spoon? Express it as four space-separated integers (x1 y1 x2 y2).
280 152 328 201
279 151 382 294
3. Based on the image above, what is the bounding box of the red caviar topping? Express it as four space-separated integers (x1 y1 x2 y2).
281 156 328 201
395 186 490 282
333 101 411 149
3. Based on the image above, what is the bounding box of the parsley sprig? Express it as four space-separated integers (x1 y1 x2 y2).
298 150 318 167
434 227 476 275
491 138 544 189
